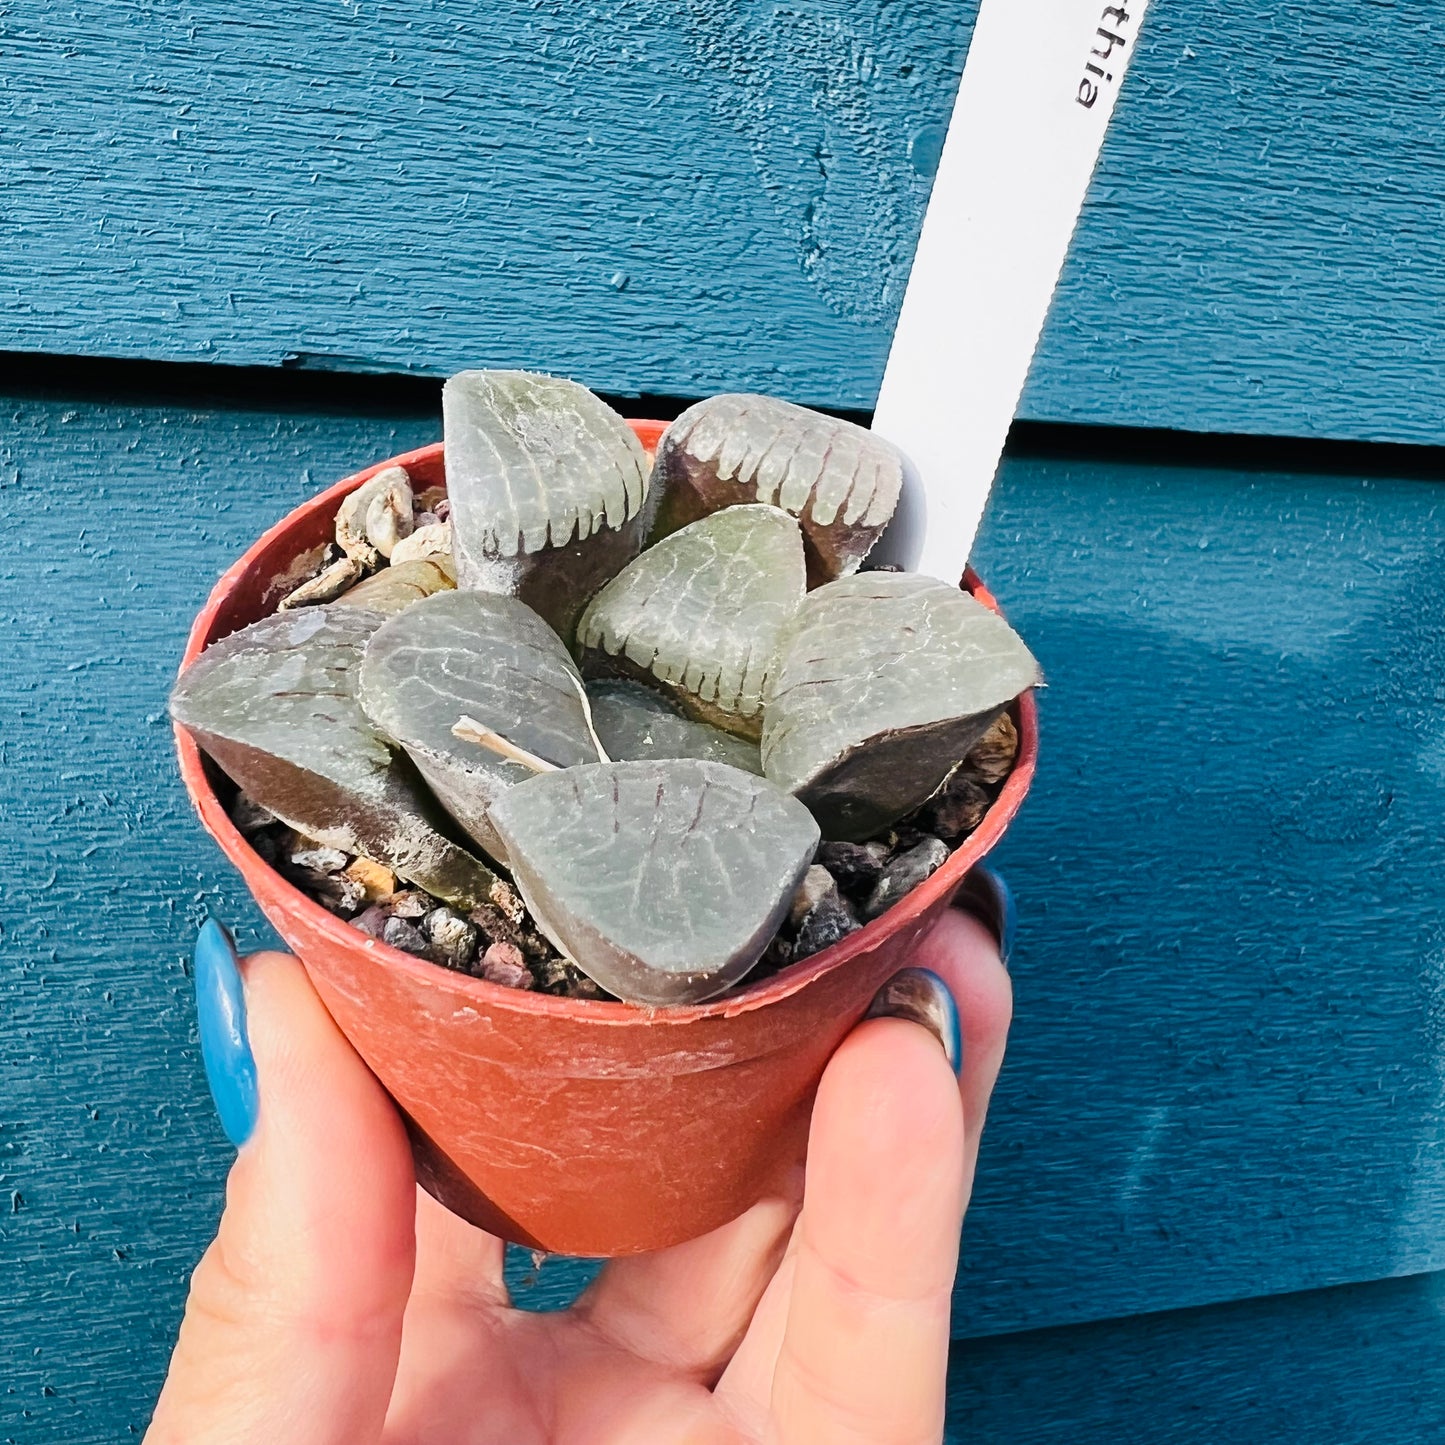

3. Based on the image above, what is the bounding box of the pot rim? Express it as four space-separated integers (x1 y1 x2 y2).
174 431 1038 1028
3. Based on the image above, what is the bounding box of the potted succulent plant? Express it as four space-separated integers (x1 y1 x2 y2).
171 372 1040 1254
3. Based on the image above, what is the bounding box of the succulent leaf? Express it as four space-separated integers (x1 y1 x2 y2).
169 606 499 909
761 573 1041 840
444 370 651 637
357 591 600 860
576 504 806 738
650 394 903 582
587 680 763 773
488 759 820 1005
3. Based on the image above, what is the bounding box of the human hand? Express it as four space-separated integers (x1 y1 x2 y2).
147 897 1012 1445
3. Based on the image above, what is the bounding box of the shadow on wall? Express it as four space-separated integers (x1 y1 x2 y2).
961 449 1445 1335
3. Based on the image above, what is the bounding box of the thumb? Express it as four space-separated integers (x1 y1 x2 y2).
147 923 417 1445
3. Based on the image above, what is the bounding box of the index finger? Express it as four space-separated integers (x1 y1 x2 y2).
768 1015 963 1444
766 909 1011 1444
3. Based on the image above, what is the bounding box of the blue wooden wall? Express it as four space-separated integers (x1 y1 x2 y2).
4 0 1445 1439
7 0 1445 442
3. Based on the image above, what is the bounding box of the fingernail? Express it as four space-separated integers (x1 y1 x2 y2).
956 865 1016 966
194 918 258 1148
865 968 962 1075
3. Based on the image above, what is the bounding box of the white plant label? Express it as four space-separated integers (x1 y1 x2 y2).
871 0 1150 579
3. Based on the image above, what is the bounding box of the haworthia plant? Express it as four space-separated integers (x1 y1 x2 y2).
488 760 820 1005
444 370 651 638
762 573 1042 841
587 680 763 774
576 504 806 739
357 591 600 861
169 607 499 909
650 394 904 583
179 369 1043 1007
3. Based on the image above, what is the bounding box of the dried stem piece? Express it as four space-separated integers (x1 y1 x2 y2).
451 718 560 775
563 669 612 765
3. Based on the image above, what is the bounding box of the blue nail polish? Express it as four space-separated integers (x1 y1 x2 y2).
974 866 1016 965
194 919 258 1147
865 967 963 1075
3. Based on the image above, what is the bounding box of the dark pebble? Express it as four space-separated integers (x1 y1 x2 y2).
425 907 480 972
923 774 991 841
533 956 607 1000
468 900 557 962
315 875 367 917
481 941 534 990
521 931 561 963
754 932 794 977
229 793 276 836
382 916 431 957
816 841 889 896
282 862 364 917
350 905 390 939
793 893 861 960
532 957 570 993
864 837 951 921
882 824 931 853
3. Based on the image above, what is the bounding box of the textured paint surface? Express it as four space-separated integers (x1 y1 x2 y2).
0 395 437 1441
7 2 1445 442
2 388 1443 1438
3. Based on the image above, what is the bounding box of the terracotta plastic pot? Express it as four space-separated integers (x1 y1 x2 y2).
175 423 1038 1256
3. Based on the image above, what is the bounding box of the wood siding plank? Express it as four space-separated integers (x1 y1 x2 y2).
5 2 1445 441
